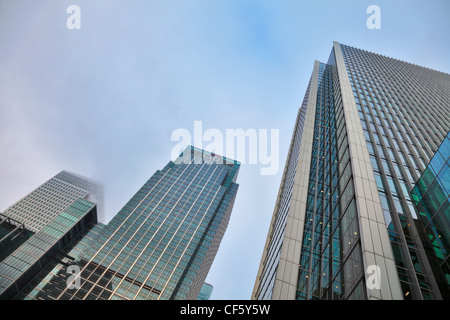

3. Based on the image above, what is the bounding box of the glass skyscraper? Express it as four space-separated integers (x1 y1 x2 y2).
11 146 240 300
1 170 104 232
252 42 450 300
0 201 99 300
410 131 450 299
0 171 102 299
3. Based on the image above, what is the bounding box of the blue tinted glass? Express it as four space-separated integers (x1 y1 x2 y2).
438 163 450 196
430 151 446 174
422 166 437 187
439 136 450 160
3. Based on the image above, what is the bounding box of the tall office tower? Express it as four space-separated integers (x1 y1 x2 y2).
410 131 450 299
0 170 103 299
0 198 99 300
2 170 104 232
14 146 240 300
253 42 450 300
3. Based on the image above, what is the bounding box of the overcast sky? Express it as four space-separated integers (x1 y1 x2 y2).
0 0 449 300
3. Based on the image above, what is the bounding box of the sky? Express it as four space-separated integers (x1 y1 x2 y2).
0 0 449 300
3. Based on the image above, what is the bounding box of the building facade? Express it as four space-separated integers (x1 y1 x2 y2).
0 198 98 299
1 170 104 232
253 42 450 300
410 131 450 299
12 146 240 300
0 170 103 299
197 282 214 300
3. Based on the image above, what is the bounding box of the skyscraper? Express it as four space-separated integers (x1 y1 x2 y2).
252 42 450 300
2 170 104 232
0 171 103 299
410 131 450 299
0 199 99 300
13 146 240 300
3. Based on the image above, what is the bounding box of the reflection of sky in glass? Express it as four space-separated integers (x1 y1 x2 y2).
410 131 449 290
